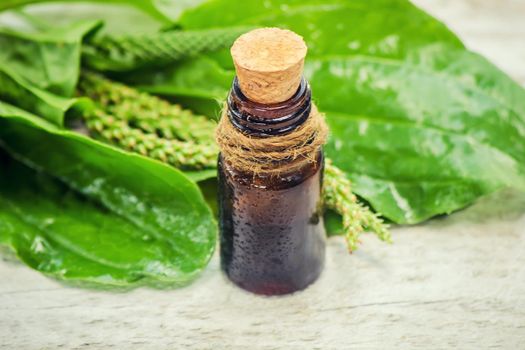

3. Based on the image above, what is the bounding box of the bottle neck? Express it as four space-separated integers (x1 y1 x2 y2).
227 76 311 137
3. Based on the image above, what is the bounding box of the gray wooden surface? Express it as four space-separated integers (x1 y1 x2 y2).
1 1 525 349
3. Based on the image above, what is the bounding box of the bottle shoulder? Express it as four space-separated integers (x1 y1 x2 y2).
218 150 324 191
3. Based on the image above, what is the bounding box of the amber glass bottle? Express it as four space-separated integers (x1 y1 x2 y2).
218 28 325 295
218 79 325 295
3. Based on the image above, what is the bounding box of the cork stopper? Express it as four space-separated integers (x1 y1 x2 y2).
231 27 307 104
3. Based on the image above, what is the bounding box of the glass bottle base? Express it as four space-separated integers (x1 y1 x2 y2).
223 258 324 296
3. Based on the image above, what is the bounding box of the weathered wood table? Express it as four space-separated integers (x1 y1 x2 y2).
1 1 524 348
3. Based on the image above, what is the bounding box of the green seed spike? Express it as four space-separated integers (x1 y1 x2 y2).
78 71 216 143
323 159 392 252
83 26 253 72
82 104 218 170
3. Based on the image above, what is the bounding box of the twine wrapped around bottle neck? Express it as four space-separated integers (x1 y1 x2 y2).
215 103 328 175
217 27 328 175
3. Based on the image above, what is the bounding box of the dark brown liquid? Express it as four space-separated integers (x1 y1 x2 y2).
218 77 326 295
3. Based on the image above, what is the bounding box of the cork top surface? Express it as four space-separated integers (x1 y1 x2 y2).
231 28 307 73
230 28 308 104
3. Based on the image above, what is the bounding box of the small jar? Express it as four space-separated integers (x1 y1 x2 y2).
218 76 325 295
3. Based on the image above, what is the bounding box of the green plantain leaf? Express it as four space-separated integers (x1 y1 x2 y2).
0 3 165 36
0 65 90 126
0 20 98 126
0 19 101 96
127 56 233 117
308 47 525 222
171 0 525 224
0 101 217 287
178 0 463 61
0 0 172 23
